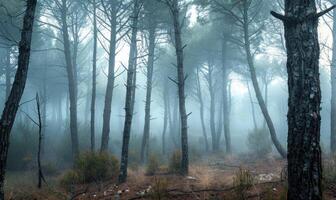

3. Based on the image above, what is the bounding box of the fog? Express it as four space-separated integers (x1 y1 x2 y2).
0 0 335 199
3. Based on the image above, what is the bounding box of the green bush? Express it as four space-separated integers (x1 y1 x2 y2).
59 152 119 190
168 150 181 174
74 152 119 183
233 167 254 200
247 128 272 157
149 177 169 200
59 170 83 191
146 154 159 176
323 156 336 184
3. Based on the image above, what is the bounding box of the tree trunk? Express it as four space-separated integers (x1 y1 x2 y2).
0 0 37 197
331 8 336 154
36 94 45 189
243 2 286 158
222 39 231 153
170 0 189 175
141 25 156 163
272 1 324 199
223 77 231 154
162 81 169 155
216 97 223 149
118 0 139 183
262 77 268 129
61 0 79 160
196 67 209 152
100 5 117 152
90 0 97 152
246 80 258 130
207 63 217 152
5 48 11 99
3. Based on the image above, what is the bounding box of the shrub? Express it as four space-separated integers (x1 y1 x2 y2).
233 167 254 200
149 177 168 200
247 128 272 157
74 152 119 183
59 152 119 190
59 170 83 191
146 154 159 176
168 150 181 174
323 156 336 184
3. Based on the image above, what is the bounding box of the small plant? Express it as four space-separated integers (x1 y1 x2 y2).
323 156 336 184
168 150 182 174
59 152 119 190
146 154 159 176
233 167 254 200
74 152 119 183
247 128 272 157
149 177 169 200
59 170 83 191
279 185 288 200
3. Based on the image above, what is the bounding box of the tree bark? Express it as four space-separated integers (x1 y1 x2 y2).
170 0 189 175
61 0 79 160
118 0 139 183
141 24 156 163
206 62 217 151
243 2 286 158
100 4 117 152
196 67 209 152
246 80 258 130
162 81 169 155
0 0 37 197
331 8 336 154
222 39 231 154
90 0 97 152
5 48 11 99
272 1 324 199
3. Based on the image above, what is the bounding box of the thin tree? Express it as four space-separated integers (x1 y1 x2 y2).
90 0 97 152
271 1 335 199
164 0 189 175
140 2 159 163
118 0 140 183
0 0 37 198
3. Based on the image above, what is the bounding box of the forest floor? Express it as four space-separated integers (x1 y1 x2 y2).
4 154 336 200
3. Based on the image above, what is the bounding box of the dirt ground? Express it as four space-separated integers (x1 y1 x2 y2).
5 155 336 200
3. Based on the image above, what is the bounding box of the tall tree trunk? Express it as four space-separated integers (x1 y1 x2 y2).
5 48 11 99
196 67 209 152
90 0 97 152
262 78 268 129
118 0 139 183
171 92 179 147
100 5 117 152
222 39 231 153
170 0 189 175
216 98 223 150
61 0 79 160
162 82 169 155
331 8 336 154
0 0 37 197
246 80 258 130
243 2 286 158
141 25 156 163
272 1 326 199
207 63 217 151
